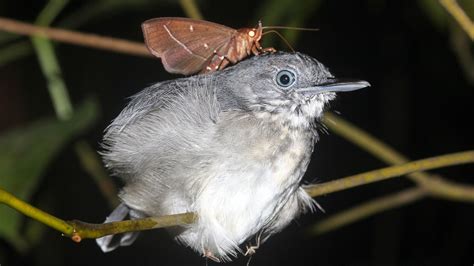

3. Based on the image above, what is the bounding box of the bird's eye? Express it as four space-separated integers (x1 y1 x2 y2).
276 70 296 88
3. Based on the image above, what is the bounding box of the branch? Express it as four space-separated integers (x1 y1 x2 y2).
323 113 473 202
314 114 474 232
1 151 473 241
304 150 474 200
312 170 474 235
0 187 195 242
310 187 426 235
0 17 150 57
0 187 74 236
439 0 474 41
68 213 196 241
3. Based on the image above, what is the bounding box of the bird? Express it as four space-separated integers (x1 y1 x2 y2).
96 52 369 262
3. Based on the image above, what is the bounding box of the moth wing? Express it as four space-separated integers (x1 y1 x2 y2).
142 17 236 75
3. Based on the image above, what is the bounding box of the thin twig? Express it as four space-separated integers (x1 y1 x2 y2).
304 150 474 199
312 114 474 233
1 150 473 241
0 17 150 57
323 113 473 202
439 0 474 40
310 187 426 235
68 213 196 241
0 188 74 235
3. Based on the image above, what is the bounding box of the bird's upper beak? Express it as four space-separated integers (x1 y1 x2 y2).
297 79 370 95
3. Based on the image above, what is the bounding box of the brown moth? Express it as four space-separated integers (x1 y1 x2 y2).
141 17 276 75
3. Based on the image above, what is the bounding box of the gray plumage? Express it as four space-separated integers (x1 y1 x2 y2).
97 52 369 261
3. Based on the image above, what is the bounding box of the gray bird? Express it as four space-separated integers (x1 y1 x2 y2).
96 52 369 261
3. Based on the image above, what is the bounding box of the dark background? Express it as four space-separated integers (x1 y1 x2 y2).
0 0 473 265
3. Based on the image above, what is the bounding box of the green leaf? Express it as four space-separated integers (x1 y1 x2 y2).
0 99 98 251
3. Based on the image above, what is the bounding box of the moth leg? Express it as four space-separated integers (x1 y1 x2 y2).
215 55 231 70
252 43 261 55
262 47 276 53
253 41 276 55
204 58 229 73
205 51 231 72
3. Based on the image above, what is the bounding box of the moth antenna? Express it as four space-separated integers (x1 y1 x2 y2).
262 30 295 52
262 26 319 31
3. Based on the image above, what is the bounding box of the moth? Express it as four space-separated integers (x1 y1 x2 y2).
141 17 276 75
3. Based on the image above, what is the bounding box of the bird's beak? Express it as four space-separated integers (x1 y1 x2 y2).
297 79 370 95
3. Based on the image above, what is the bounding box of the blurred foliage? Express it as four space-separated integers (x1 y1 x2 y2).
419 0 449 30
419 0 474 30
419 0 474 84
32 0 73 121
0 0 180 67
0 99 98 251
256 0 322 49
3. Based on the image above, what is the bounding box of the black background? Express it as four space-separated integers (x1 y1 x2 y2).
0 1 473 265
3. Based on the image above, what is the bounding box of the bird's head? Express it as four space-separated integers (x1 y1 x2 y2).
215 52 369 128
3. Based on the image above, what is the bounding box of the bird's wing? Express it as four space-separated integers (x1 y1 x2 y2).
105 80 177 135
105 76 220 138
101 76 220 179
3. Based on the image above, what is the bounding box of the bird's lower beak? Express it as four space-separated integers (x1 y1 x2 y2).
297 79 370 95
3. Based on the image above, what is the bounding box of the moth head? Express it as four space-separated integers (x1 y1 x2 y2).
239 21 263 44
251 21 263 42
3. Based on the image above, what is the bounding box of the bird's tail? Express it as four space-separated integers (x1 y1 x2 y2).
96 203 142 252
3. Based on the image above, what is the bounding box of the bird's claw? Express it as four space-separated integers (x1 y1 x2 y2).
203 249 220 262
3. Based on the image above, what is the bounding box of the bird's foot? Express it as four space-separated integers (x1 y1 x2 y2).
244 233 262 256
244 244 259 256
203 249 220 262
